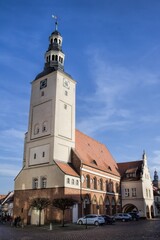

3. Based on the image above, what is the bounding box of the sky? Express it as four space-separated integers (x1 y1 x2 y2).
0 0 160 194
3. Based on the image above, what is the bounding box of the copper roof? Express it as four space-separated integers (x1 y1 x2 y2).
55 161 79 177
75 129 120 177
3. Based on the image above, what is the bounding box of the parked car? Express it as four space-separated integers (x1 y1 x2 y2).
100 215 115 224
128 212 140 221
77 214 105 226
114 213 132 222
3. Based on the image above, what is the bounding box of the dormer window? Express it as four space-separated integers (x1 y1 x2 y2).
91 159 97 165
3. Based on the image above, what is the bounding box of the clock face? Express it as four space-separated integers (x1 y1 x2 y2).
40 79 47 89
63 79 70 89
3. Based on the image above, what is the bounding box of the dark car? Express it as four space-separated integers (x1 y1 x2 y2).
128 212 140 221
101 215 115 224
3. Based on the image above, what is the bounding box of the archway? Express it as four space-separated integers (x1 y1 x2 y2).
146 205 150 218
83 194 91 215
99 196 104 214
92 195 98 214
29 207 44 225
111 197 116 215
105 197 110 215
123 204 138 213
151 205 154 218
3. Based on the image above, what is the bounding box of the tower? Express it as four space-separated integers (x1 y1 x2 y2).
14 20 76 196
25 20 76 168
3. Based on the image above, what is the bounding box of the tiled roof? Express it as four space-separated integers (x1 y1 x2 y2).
55 161 79 177
117 160 143 179
75 129 120 177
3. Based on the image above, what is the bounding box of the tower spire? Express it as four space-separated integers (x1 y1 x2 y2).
52 15 58 31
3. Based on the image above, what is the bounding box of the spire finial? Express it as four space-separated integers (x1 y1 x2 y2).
52 15 58 31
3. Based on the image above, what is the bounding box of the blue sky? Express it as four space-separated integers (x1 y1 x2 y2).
0 0 160 194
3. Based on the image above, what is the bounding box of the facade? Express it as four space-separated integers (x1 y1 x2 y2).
14 22 121 225
153 170 160 217
118 152 155 218
0 191 14 219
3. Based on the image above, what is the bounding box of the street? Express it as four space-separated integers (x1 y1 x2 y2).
0 219 160 240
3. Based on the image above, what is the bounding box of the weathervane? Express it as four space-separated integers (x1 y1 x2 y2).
52 15 58 31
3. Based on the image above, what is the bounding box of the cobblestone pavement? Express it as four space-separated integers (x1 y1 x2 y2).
0 219 160 240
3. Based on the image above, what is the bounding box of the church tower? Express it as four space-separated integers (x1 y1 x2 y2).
14 19 77 196
25 20 76 168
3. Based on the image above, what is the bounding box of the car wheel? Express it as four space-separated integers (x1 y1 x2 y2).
78 220 83 225
94 221 99 226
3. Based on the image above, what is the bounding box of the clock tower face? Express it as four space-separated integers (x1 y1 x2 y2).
40 79 47 89
63 78 70 89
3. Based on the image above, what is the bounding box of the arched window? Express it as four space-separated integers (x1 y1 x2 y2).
54 38 57 43
72 179 74 185
86 175 90 188
55 55 58 61
59 39 61 45
116 183 119 193
50 38 53 44
99 179 103 191
106 180 110 192
33 178 38 189
52 55 55 61
41 177 47 188
93 177 97 189
34 124 39 135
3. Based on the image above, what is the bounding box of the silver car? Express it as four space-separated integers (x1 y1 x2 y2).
77 214 105 226
114 213 132 222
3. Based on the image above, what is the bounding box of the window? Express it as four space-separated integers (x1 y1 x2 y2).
34 124 39 135
72 179 74 185
93 177 97 189
132 188 136 197
64 104 67 109
33 178 38 189
125 188 129 197
65 90 68 96
86 175 90 188
116 183 119 193
106 180 110 192
67 178 70 184
76 180 79 185
99 179 103 191
52 55 55 61
42 152 45 157
41 91 44 97
41 177 47 188
34 153 36 159
54 38 57 43
42 121 47 132
109 181 113 192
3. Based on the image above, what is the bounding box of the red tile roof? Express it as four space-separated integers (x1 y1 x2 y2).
117 160 143 179
55 161 79 177
75 129 120 177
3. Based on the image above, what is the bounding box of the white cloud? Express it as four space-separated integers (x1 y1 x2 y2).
0 163 20 177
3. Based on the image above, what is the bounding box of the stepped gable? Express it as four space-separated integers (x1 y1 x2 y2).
55 161 79 177
117 160 143 180
75 129 120 176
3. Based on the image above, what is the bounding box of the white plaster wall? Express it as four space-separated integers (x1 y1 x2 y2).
14 164 64 190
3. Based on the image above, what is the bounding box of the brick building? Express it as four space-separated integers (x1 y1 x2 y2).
14 21 121 225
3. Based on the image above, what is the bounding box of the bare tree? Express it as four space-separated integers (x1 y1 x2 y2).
30 198 50 226
52 198 77 227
